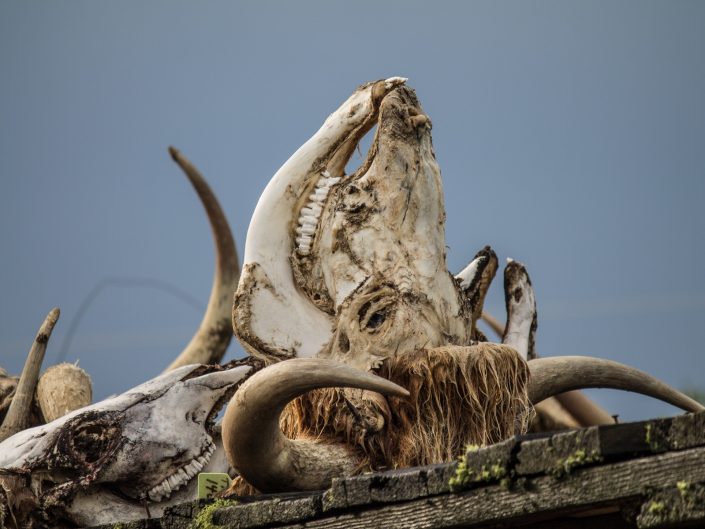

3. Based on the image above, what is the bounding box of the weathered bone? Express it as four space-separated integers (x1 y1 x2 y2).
0 360 259 527
502 259 537 360
222 358 409 492
166 146 240 371
456 245 498 334
35 363 92 423
0 308 60 442
233 77 411 364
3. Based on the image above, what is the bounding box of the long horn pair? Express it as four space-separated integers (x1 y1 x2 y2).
223 351 702 494
225 258 702 493
0 308 60 442
165 147 240 371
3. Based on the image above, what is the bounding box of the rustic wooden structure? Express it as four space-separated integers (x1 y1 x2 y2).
92 410 705 529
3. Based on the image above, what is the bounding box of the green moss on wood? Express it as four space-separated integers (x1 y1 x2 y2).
551 449 602 478
449 453 508 492
648 500 666 514
190 499 238 529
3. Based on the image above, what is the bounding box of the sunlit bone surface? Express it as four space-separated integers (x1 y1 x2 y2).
234 79 473 370
0 361 257 527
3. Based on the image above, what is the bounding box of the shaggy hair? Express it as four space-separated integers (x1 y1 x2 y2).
282 343 530 471
228 343 530 496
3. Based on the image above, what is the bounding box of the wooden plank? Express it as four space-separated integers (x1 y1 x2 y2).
269 447 705 529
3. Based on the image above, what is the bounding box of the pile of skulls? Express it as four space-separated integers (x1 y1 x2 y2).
1 79 701 529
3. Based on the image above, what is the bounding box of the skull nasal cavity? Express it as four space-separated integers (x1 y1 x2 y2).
338 331 350 353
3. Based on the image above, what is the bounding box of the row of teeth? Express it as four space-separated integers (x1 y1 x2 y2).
295 170 341 255
147 442 216 502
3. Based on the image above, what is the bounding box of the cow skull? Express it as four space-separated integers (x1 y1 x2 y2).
0 147 243 529
0 360 259 528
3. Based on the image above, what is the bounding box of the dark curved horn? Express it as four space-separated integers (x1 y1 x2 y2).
221 358 409 492
0 308 60 442
528 356 704 413
165 147 240 371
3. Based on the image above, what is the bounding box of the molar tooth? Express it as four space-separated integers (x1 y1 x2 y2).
296 235 312 245
301 207 320 217
168 475 180 489
321 170 331 178
296 225 315 236
297 245 311 255
313 188 329 199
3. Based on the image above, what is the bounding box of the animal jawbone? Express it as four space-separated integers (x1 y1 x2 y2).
144 441 216 502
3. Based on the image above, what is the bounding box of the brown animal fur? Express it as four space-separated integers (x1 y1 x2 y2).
228 343 530 496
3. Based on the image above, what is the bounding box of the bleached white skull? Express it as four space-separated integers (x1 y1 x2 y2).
233 79 477 371
0 360 257 527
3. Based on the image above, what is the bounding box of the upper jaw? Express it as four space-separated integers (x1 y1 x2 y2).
292 85 446 313
234 77 409 362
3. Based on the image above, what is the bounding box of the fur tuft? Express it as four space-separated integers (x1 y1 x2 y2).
281 343 530 471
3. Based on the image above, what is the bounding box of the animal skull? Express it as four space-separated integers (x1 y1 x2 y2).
0 360 258 527
0 147 242 528
225 78 705 493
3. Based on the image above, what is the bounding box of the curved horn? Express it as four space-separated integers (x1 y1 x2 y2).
455 246 498 330
233 78 407 362
221 358 409 492
502 259 537 360
528 356 705 413
165 147 240 371
0 308 60 442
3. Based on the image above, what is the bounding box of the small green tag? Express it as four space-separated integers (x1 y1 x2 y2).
197 473 231 499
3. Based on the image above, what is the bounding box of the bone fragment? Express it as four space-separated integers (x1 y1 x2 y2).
36 363 92 422
0 308 60 442
502 259 536 360
456 246 498 327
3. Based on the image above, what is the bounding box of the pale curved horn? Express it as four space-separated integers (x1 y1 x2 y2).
221 358 409 492
455 246 498 329
165 147 240 371
528 356 704 413
502 259 537 360
0 308 60 442
233 77 407 361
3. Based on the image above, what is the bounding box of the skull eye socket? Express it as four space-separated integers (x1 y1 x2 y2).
358 293 395 333
70 422 121 465
53 411 123 471
366 311 387 330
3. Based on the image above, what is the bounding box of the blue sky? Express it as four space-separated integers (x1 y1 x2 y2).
1 1 704 421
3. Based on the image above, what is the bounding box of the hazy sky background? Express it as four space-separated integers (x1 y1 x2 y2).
1 1 704 422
